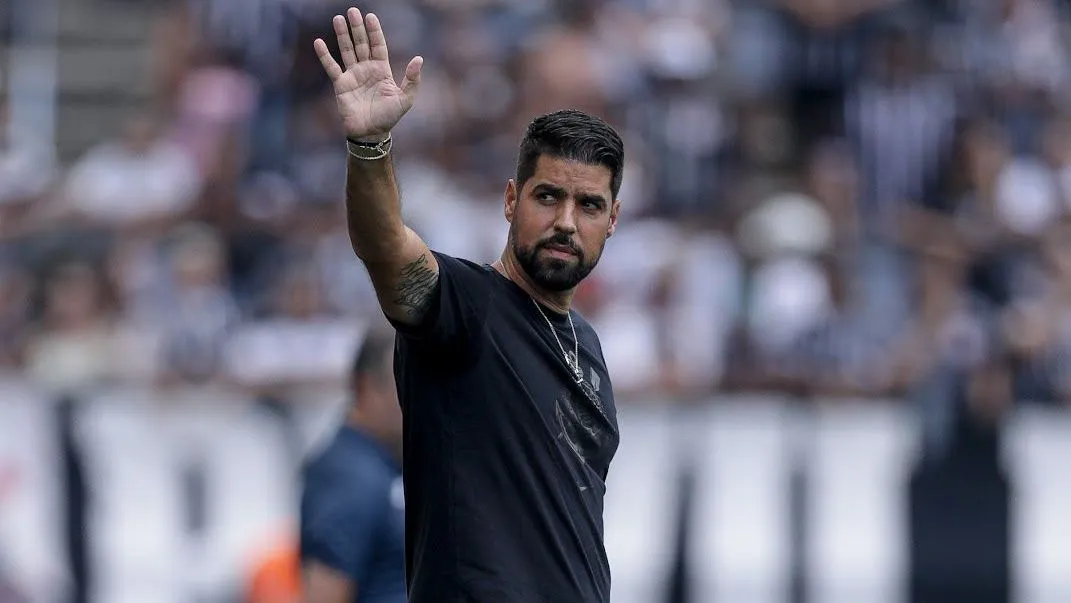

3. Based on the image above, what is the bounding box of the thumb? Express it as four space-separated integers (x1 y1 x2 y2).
400 56 423 102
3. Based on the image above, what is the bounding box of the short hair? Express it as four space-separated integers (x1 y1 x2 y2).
516 109 625 199
350 327 396 394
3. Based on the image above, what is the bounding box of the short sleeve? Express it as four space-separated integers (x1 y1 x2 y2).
387 251 496 348
300 489 385 580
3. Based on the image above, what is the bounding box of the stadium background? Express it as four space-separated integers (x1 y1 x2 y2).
3 0 1071 601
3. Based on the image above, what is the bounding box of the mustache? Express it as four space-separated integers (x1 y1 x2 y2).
538 234 581 256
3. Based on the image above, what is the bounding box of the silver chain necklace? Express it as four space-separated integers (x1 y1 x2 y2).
531 298 609 419
531 298 582 381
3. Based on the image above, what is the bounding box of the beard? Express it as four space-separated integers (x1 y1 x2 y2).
512 229 602 292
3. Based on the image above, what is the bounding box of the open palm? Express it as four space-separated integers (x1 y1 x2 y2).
314 7 423 142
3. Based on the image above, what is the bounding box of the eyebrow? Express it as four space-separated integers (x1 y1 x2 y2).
532 183 567 198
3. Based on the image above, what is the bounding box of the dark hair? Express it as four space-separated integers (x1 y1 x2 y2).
516 109 625 199
350 327 396 396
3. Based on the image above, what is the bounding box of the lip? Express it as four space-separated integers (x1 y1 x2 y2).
543 244 578 258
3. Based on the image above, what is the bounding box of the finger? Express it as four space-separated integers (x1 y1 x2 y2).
400 56 423 102
333 14 357 68
314 38 344 81
348 7 371 62
365 13 389 63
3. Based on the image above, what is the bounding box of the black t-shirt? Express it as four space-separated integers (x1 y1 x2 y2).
389 252 620 603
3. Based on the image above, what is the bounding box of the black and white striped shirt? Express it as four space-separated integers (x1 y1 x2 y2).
846 75 957 232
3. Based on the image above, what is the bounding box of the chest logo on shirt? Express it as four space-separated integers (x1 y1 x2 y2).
589 368 601 393
554 384 616 488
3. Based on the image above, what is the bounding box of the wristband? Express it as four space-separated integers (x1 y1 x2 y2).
346 133 392 161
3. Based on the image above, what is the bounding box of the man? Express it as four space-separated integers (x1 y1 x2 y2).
314 7 623 602
300 328 406 603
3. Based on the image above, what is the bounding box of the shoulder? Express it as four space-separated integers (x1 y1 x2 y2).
391 251 503 349
304 433 394 496
430 251 496 281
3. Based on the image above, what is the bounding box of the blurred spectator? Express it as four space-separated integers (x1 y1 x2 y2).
635 24 725 217
224 259 362 398
1001 220 1071 404
769 0 897 153
737 186 835 373
170 50 260 180
663 227 744 396
288 93 348 207
517 0 614 120
957 0 1069 152
24 261 121 394
946 119 1050 244
846 12 956 238
582 267 665 399
888 239 991 393
782 260 900 397
155 224 240 387
56 114 202 232
301 210 383 319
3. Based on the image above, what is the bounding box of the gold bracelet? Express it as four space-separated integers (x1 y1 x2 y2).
346 133 392 161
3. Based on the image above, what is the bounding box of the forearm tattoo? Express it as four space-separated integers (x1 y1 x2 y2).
393 255 438 318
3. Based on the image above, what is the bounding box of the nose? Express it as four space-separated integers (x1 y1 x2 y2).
553 198 579 234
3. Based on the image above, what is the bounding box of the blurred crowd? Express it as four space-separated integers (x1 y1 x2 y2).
2 0 1071 409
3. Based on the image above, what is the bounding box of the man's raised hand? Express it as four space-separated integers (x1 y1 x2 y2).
314 7 423 143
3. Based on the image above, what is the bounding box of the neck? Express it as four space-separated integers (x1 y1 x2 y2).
494 249 573 314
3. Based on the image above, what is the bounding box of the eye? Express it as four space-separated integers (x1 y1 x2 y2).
537 192 556 203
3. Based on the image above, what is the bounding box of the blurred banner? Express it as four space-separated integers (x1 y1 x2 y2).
3 380 1071 603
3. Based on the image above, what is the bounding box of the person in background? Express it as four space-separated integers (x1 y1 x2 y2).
300 327 405 603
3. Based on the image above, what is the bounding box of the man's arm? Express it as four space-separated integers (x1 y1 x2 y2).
344 151 439 326
303 561 356 603
314 7 431 325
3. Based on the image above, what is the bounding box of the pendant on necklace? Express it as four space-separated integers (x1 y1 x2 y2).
566 351 579 372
